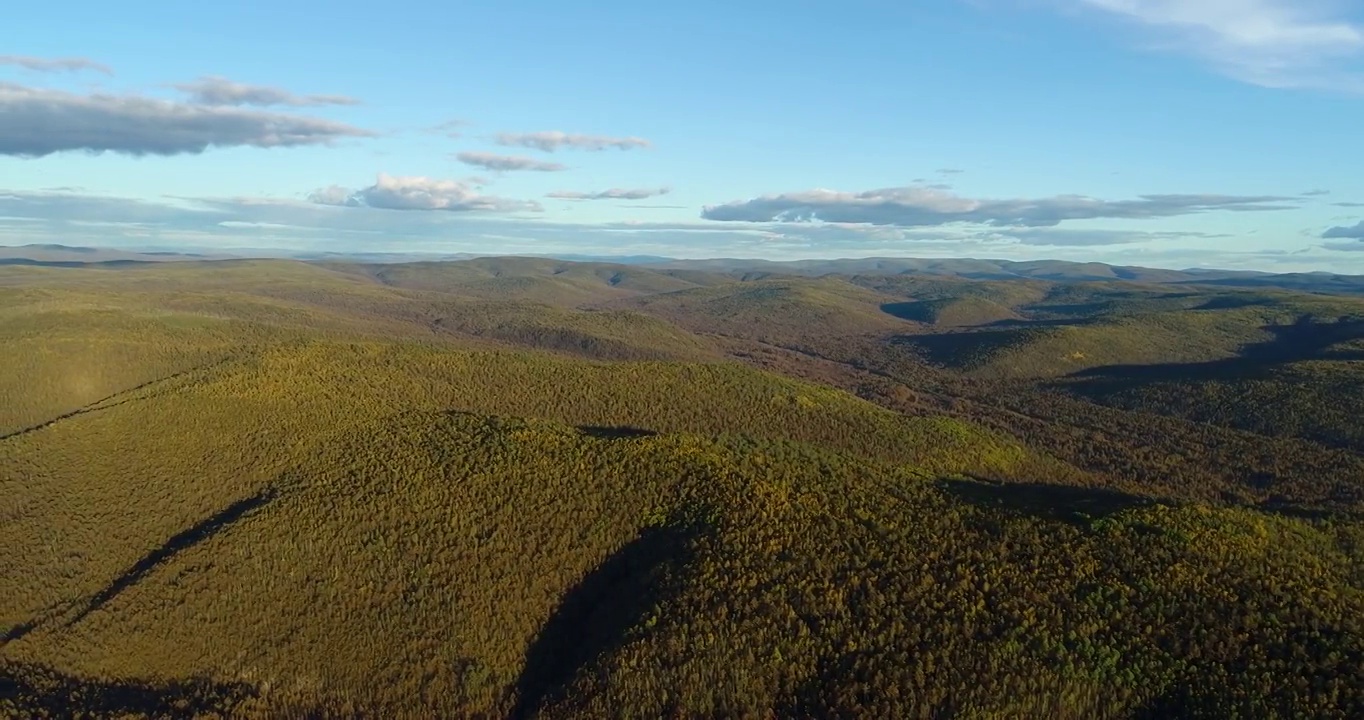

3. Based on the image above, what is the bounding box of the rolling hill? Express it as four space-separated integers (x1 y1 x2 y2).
10 244 1364 295
607 278 914 343
322 257 716 306
3 255 1363 718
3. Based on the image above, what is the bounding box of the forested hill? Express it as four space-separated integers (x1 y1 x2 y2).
6 243 1364 295
2 257 1362 718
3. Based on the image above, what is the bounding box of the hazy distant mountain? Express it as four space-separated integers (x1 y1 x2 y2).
643 256 1364 294
0 244 217 265
6 244 1364 296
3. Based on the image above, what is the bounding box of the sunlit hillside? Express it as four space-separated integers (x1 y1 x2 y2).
3 258 1363 718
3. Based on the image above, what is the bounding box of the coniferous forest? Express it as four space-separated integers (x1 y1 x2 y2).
3 256 1363 718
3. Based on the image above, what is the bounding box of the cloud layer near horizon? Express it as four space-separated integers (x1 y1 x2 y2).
308 174 542 212
0 187 1349 271
548 187 671 200
0 50 1346 272
701 186 1296 227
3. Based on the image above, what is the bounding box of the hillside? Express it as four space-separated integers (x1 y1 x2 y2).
323 258 717 306
0 261 726 434
0 244 219 265
646 255 1364 294
893 286 1364 379
12 245 1364 296
609 278 913 344
3 257 1364 718
8 407 1361 718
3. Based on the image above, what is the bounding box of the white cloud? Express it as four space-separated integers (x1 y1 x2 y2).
1 187 1350 271
305 185 354 207
1076 0 1364 89
309 173 542 212
495 131 651 152
997 227 1228 246
173 76 360 107
217 221 344 232
455 151 567 172
547 187 671 200
0 82 373 157
702 186 1296 227
0 55 111 74
430 119 469 138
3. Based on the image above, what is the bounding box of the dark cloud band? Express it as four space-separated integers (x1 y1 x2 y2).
547 187 670 200
455 151 567 172
495 131 650 152
1323 220 1364 240
702 187 1296 227
309 174 542 213
172 76 360 107
0 83 373 157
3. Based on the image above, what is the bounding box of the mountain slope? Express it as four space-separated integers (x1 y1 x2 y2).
4 257 1364 719
611 278 913 342
5 405 1360 718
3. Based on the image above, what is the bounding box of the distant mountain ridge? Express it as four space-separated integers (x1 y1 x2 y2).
4 243 1364 295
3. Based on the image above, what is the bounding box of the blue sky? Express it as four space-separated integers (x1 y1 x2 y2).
3 0 1364 270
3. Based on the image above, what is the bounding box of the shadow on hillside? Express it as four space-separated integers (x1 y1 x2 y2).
941 478 1154 526
1257 501 1343 522
882 300 1080 329
1 621 39 645
460 324 679 362
0 661 255 718
891 327 1050 367
1175 275 1364 296
1131 652 1360 720
1195 295 1276 311
985 317 1095 329
577 425 658 440
0 365 212 443
880 301 932 322
512 520 704 719
0 258 158 269
1063 316 1364 391
776 651 909 718
60 488 277 631
1027 301 1118 316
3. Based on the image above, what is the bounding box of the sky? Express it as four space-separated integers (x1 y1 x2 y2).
3 0 1364 271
